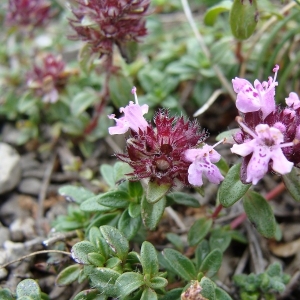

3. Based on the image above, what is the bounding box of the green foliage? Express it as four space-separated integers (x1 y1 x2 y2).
230 0 258 40
233 262 290 299
283 167 300 201
243 191 276 238
219 164 251 207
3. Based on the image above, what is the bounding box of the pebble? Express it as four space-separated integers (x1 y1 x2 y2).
0 194 32 226
0 223 10 247
9 217 36 242
0 249 8 279
0 143 22 195
18 178 42 196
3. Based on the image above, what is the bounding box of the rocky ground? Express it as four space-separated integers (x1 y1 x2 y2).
1 99 300 299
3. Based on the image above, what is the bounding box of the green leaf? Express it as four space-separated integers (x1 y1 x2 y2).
16 279 41 300
168 192 200 208
59 186 95 204
116 272 144 297
200 249 223 278
88 253 106 267
166 233 184 252
141 241 159 278
283 167 300 201
97 191 130 208
0 288 14 300
141 288 157 300
158 288 183 300
89 267 120 297
215 287 233 300
80 196 112 212
199 277 216 300
195 240 210 270
100 164 115 188
219 163 251 207
87 212 120 232
215 157 230 176
163 249 197 281
128 181 143 199
128 202 141 218
146 181 171 203
216 128 240 144
100 226 129 261
141 196 166 230
71 89 97 116
109 73 134 108
113 162 133 183
188 218 213 246
56 265 81 286
204 0 232 26
209 229 232 252
117 40 139 64
148 277 168 289
230 0 258 40
71 241 97 264
117 209 142 240
243 191 276 238
73 289 106 300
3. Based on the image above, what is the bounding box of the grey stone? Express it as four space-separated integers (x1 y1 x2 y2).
0 249 8 279
10 217 36 242
0 194 32 226
0 143 21 195
0 224 10 247
18 178 42 195
3 240 24 263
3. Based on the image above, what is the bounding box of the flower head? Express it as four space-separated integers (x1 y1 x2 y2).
184 143 224 187
115 109 207 186
108 87 149 134
231 118 294 184
232 65 279 119
27 54 72 103
69 0 150 57
6 0 52 29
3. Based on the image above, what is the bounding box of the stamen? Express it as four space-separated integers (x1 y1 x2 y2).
273 64 279 82
235 116 257 138
131 86 138 104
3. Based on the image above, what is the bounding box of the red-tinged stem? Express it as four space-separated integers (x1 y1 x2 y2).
211 203 223 219
230 182 286 229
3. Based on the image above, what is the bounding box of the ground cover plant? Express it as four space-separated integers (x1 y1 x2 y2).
1 0 300 299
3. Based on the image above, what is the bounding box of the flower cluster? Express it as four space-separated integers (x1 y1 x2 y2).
27 54 73 103
6 0 52 29
108 88 224 188
69 0 150 57
231 65 300 184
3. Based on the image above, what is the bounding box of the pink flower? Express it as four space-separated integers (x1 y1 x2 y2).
26 54 71 103
108 87 149 135
231 119 294 185
115 109 206 187
285 92 300 109
6 0 52 29
232 65 279 119
184 143 224 187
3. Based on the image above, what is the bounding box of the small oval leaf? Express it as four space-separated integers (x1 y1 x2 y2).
243 190 276 238
188 218 213 246
219 163 251 207
56 265 81 286
283 167 300 201
163 249 197 281
100 225 129 261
